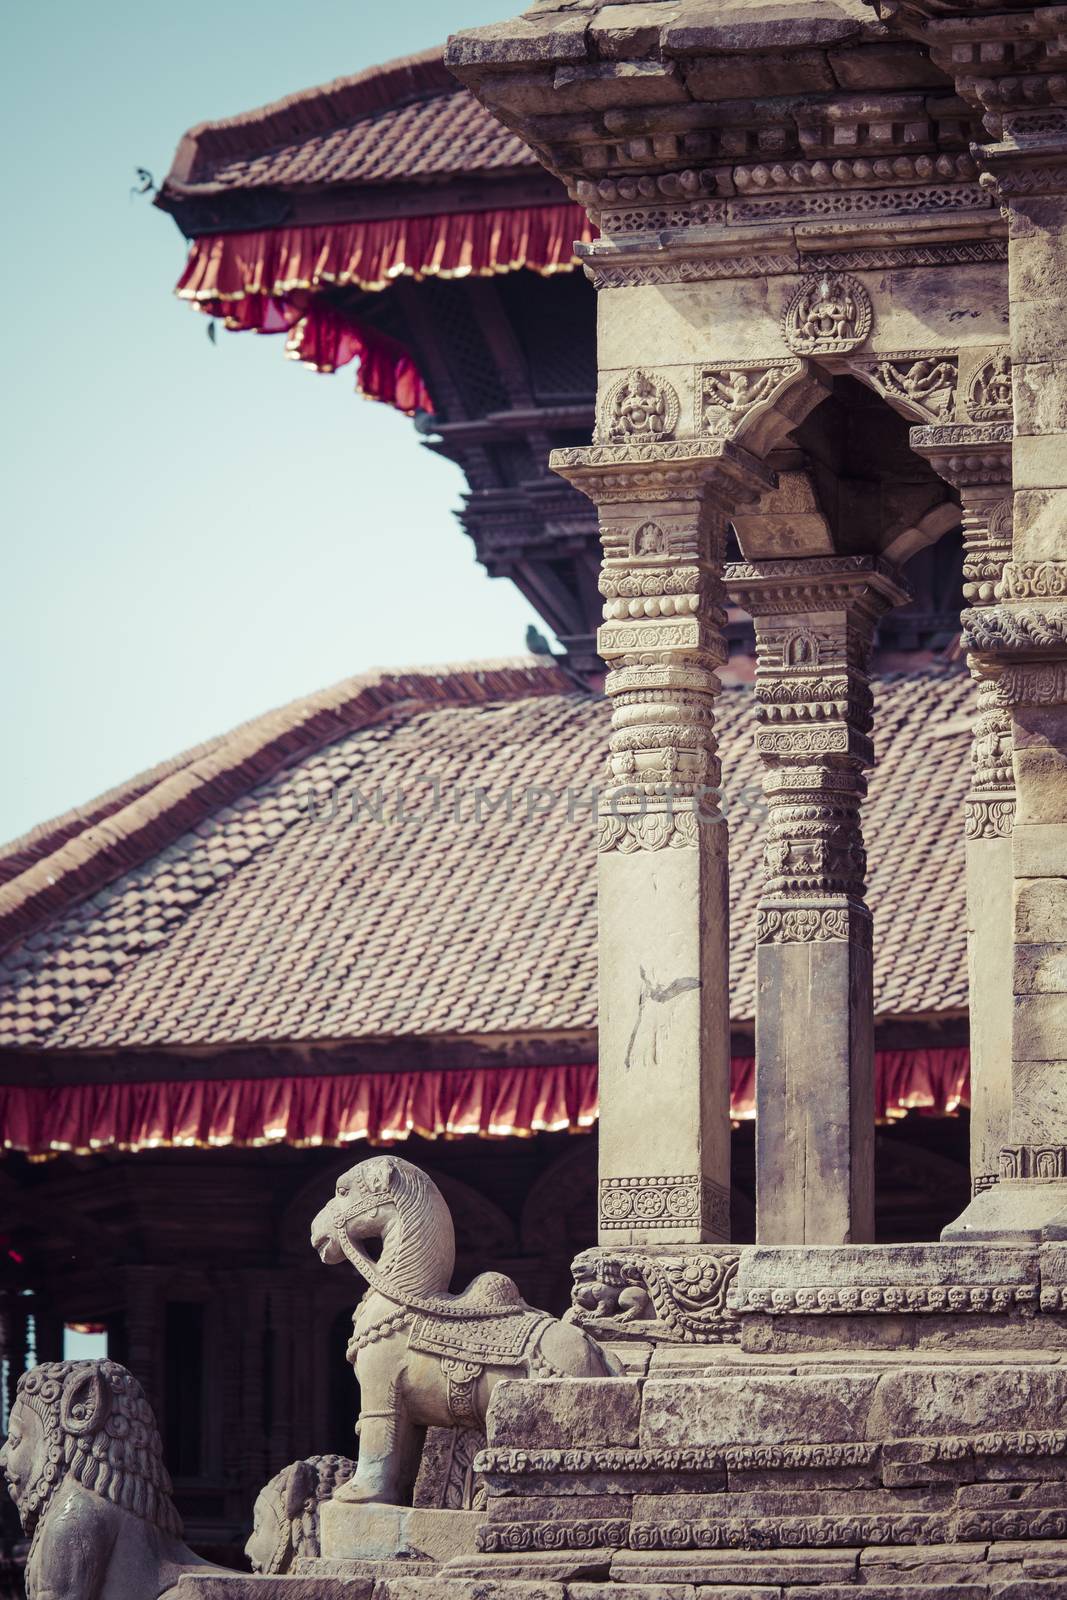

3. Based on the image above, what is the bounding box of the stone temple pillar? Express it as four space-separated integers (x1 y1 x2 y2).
911 428 1016 1206
555 426 771 1244
931 75 1067 1238
726 558 907 1245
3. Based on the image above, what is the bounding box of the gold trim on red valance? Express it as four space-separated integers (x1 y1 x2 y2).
0 1051 969 1158
174 204 596 413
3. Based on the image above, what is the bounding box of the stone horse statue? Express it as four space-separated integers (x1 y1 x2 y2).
311 1154 617 1505
0 1359 223 1600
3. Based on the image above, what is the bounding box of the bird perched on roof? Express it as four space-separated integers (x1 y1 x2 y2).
525 625 553 656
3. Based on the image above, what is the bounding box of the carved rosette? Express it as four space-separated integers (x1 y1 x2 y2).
726 558 908 942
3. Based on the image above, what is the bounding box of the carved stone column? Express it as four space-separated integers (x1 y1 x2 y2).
870 0 1067 1244
726 558 908 1245
911 425 1015 1202
554 420 772 1244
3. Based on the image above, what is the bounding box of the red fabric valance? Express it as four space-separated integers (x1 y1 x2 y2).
0 1051 969 1158
175 204 596 414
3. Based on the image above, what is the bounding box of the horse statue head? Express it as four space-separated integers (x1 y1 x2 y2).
246 1454 356 1574
310 1154 456 1302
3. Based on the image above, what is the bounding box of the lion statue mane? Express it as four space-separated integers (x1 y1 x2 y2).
246 1453 356 1574
0 1359 220 1600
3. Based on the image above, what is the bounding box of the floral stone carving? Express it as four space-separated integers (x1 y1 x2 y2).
0 1359 222 1600
247 1453 356 1574
310 1154 617 1506
569 1246 741 1344
601 369 680 443
782 272 872 355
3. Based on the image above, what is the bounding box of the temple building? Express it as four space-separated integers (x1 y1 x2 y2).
0 16 1032 1577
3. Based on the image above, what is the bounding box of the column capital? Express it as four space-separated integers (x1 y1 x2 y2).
724 554 910 620
909 421 1013 491
550 437 775 508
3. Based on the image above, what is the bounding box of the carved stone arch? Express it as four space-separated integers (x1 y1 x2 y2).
881 501 962 566
703 358 833 459
841 350 960 425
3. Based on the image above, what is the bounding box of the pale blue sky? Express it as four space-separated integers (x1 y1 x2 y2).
2 1 543 844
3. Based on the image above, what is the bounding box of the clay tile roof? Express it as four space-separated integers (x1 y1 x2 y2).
160 46 535 204
0 664 972 1053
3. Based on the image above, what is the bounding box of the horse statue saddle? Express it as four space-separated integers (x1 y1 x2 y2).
407 1273 552 1366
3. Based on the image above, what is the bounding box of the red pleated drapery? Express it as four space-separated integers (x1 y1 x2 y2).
0 1051 969 1158
175 204 597 414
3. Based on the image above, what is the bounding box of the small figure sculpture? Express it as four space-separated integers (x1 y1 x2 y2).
311 1154 617 1506
783 271 871 355
246 1454 356 1574
605 369 679 442
0 1359 221 1600
969 351 1013 419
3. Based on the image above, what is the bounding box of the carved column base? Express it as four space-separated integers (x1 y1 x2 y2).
943 1177 1067 1244
756 903 874 1246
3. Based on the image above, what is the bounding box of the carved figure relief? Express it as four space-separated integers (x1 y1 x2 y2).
699 363 799 434
858 355 958 418
569 1246 740 1344
602 370 680 443
0 1360 221 1600
247 1455 355 1574
782 272 872 355
631 520 667 557
968 352 1013 419
310 1154 616 1507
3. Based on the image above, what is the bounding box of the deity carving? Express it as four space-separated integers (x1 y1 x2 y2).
968 352 1013 420
603 369 680 442
310 1154 617 1507
864 355 957 417
701 365 792 432
0 1359 220 1600
782 272 872 355
246 1454 356 1575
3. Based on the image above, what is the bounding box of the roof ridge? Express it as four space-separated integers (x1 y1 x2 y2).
0 656 572 957
165 47 455 189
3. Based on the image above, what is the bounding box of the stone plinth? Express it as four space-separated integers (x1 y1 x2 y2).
320 1502 483 1565
164 1580 372 1599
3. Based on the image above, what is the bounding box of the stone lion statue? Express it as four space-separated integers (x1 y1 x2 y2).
310 1154 617 1506
245 1454 355 1574
0 1359 222 1600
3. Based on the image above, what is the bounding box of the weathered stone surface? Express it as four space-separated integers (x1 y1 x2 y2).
320 1504 483 1564
611 1546 861 1584
868 1366 1067 1441
447 1553 616 1582
640 1374 879 1446
488 1379 643 1449
166 1582 371 1599
382 1581 565 1600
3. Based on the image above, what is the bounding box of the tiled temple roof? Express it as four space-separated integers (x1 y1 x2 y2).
0 662 972 1052
160 48 534 203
